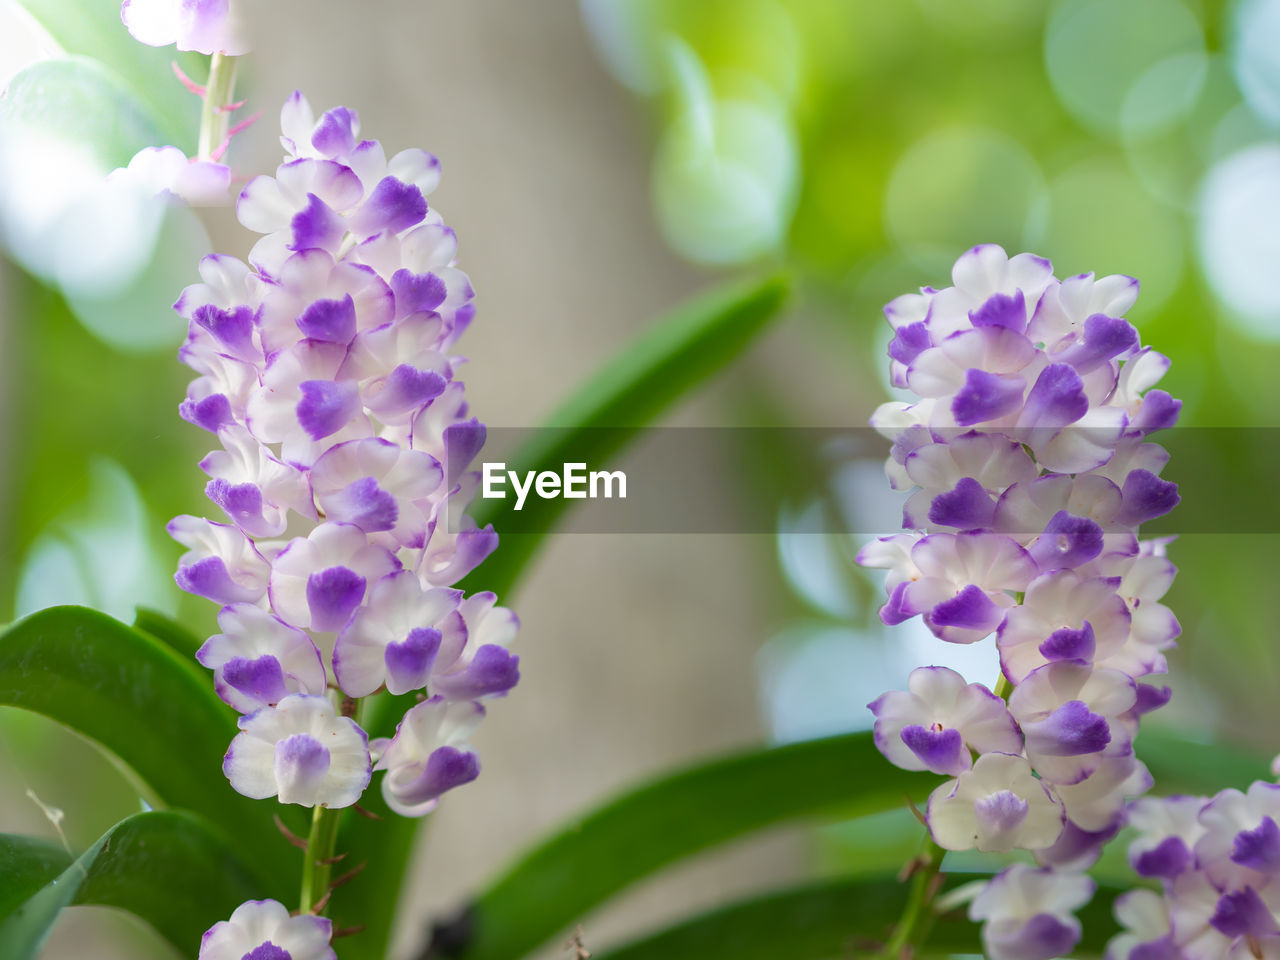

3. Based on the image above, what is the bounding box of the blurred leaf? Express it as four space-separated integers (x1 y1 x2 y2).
0 810 261 959
0 605 299 895
1139 728 1271 794
132 606 205 661
0 834 70 917
14 0 203 147
450 731 933 960
0 56 169 169
464 271 791 599
589 872 1124 960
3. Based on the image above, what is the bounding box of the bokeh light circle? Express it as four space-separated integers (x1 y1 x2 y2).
1233 0 1280 127
1045 0 1203 138
1197 145 1280 340
885 127 1046 276
1043 158 1184 315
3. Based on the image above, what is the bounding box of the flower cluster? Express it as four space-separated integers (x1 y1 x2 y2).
859 245 1182 959
170 92 519 820
1108 777 1280 959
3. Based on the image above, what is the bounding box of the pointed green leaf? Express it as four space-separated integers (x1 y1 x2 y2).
0 811 262 960
0 835 71 918
589 872 1124 960
0 605 299 894
462 271 791 599
132 605 206 661
448 731 934 960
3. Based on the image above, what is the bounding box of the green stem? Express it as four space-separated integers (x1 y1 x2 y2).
880 833 945 959
994 673 1014 701
299 804 343 914
197 52 239 160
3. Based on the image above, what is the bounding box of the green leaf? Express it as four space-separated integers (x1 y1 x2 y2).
462 271 791 599
15 0 203 147
132 606 206 661
0 811 263 959
0 835 71 918
0 57 170 169
451 731 934 960
1139 728 1270 795
0 605 299 895
588 872 1124 960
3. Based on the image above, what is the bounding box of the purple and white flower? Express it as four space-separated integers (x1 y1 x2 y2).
868 666 1020 775
122 0 249 55
173 93 516 817
223 694 370 808
372 697 484 817
970 864 1095 960
199 899 335 960
926 752 1064 852
861 246 1184 947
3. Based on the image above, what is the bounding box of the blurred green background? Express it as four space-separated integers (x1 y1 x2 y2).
2 0 1279 957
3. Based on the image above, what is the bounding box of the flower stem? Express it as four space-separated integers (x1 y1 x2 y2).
299 804 343 914
197 52 239 160
880 833 945 959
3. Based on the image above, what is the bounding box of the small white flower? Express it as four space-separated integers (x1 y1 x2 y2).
223 695 370 808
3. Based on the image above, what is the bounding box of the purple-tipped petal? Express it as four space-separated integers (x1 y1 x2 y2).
306 566 366 632
311 106 359 157
1024 700 1111 757
244 944 292 960
975 790 1031 835
222 655 291 707
889 321 931 365
1210 886 1277 938
274 733 331 805
291 193 345 252
434 645 521 700
1133 835 1192 878
391 269 447 318
442 419 487 485
1133 389 1181 434
929 583 1001 630
952 369 1025 426
1117 470 1179 527
1038 622 1096 661
995 913 1080 960
929 477 997 530
181 394 234 432
351 177 427 237
193 304 256 358
384 627 441 694
900 725 966 772
1029 511 1104 570
395 745 480 807
969 289 1027 333
1055 314 1138 372
1018 363 1088 429
328 477 399 533
1232 817 1280 873
296 294 357 343
296 379 359 441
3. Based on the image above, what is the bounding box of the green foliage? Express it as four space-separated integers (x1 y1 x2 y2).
0 811 261 959
589 872 1128 960
14 0 203 147
453 732 933 960
0 57 168 170
0 606 300 895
